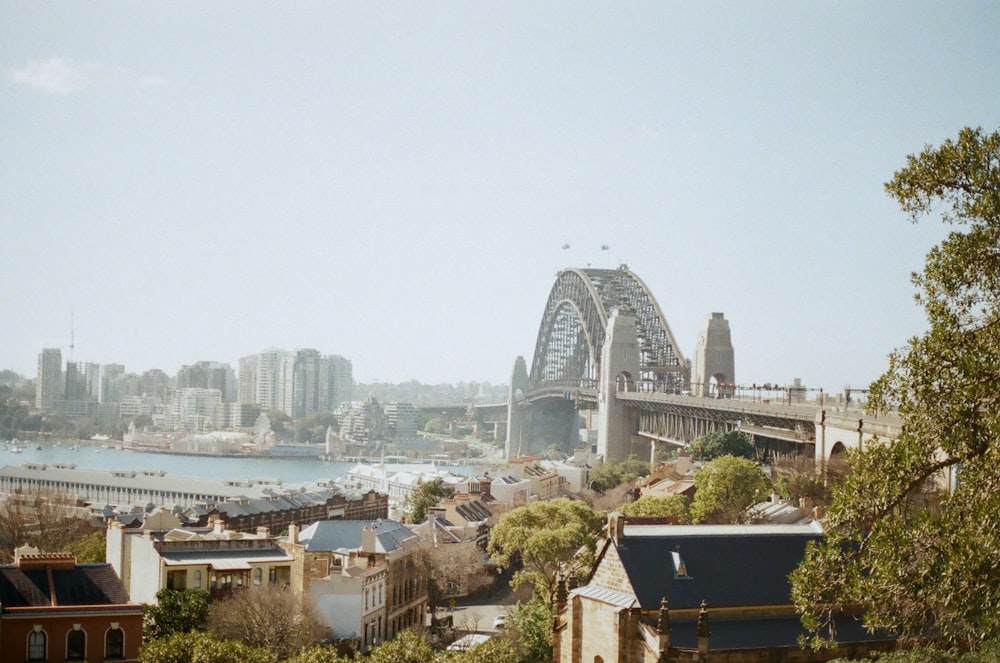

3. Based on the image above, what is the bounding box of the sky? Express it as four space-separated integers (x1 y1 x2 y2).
2 3 999 392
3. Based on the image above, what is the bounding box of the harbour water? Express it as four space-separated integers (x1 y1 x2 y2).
0 441 479 487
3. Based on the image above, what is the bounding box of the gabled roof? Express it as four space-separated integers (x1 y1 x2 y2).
298 519 417 553
0 563 131 608
607 523 823 610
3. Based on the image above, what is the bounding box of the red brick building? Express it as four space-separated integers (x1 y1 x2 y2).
0 551 143 663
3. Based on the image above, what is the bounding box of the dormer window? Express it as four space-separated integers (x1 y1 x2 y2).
671 550 691 579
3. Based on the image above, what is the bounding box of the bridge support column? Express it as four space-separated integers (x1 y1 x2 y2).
693 313 735 398
597 311 640 461
506 356 529 460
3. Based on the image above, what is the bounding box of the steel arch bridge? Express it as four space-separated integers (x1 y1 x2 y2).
528 265 690 394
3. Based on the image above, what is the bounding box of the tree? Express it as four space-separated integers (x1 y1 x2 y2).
294 410 339 443
620 494 692 524
487 498 604 602
791 127 1000 651
64 527 106 563
690 455 771 524
448 634 521 663
139 630 278 663
406 477 455 524
688 430 756 461
284 644 355 663
505 592 556 663
588 455 650 492
366 629 437 663
143 588 211 640
0 487 93 562
206 584 329 658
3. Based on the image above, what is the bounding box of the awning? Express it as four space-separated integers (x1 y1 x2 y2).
209 560 252 571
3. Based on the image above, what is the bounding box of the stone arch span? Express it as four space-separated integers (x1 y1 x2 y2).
529 265 690 392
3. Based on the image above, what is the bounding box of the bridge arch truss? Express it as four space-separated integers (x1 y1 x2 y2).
528 265 690 393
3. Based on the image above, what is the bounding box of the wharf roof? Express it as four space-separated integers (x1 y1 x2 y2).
298 520 418 553
608 523 823 610
0 563 131 608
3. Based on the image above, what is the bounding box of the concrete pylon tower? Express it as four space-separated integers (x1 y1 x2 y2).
597 311 640 461
692 312 735 398
505 356 529 459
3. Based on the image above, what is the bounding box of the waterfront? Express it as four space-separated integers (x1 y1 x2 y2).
0 441 481 487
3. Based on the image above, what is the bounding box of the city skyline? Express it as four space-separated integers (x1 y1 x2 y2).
3 4 999 391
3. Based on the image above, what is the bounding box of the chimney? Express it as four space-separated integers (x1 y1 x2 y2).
361 523 377 553
657 597 670 653
288 523 299 545
212 520 224 535
479 476 492 499
609 512 625 545
256 526 270 539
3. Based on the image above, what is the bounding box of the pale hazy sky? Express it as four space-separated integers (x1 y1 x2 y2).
2 3 999 390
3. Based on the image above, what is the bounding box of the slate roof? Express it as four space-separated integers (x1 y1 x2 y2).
298 519 418 553
609 523 823 610
0 564 131 608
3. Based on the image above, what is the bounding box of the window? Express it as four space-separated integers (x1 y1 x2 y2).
105 628 124 659
28 630 46 661
67 628 86 660
253 568 262 586
166 569 186 590
193 570 202 589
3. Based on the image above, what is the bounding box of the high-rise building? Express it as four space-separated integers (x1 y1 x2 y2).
324 354 353 410
98 364 125 403
239 349 353 420
35 348 62 407
176 361 237 402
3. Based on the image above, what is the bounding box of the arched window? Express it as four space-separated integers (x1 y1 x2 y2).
28 630 47 661
253 567 263 585
67 627 86 660
105 627 125 659
193 570 202 588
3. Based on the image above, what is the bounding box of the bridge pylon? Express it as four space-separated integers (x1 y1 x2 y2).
692 312 735 398
505 356 530 460
597 311 642 461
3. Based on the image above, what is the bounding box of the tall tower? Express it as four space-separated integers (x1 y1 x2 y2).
505 356 529 460
692 313 735 398
596 311 641 461
36 348 63 407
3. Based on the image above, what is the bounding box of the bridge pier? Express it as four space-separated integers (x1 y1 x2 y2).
597 311 641 461
506 357 530 459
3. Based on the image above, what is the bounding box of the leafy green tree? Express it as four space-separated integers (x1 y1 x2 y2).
294 410 339 443
620 494 692 524
690 455 772 524
206 584 328 658
791 127 1000 651
488 498 604 602
366 629 437 663
284 644 355 663
406 477 455 524
688 430 755 461
64 527 106 563
424 417 447 434
139 630 278 663
505 593 556 663
588 455 650 492
143 588 212 640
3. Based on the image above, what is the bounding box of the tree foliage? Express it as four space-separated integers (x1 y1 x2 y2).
619 494 692 524
139 629 279 663
206 584 329 658
505 592 556 663
366 629 437 663
406 477 455 524
64 527 107 563
0 487 93 563
688 430 756 461
487 497 604 602
791 127 1000 651
294 410 339 443
588 455 650 492
143 588 212 640
690 455 771 524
